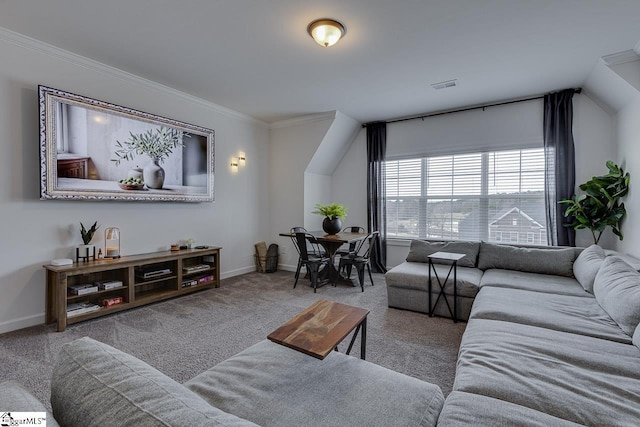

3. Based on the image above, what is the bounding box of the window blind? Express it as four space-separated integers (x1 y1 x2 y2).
386 148 547 245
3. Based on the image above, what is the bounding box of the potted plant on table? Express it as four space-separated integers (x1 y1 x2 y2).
313 203 348 235
559 160 630 244
111 126 189 189
78 221 100 262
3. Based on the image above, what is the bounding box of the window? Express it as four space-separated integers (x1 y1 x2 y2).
527 232 535 244
385 148 547 245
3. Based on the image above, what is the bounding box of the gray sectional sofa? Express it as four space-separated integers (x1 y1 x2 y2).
1 336 444 427
3 240 639 426
387 240 640 426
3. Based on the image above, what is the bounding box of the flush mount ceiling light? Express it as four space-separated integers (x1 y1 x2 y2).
307 19 346 47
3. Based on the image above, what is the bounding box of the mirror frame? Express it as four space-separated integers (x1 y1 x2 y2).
39 85 215 202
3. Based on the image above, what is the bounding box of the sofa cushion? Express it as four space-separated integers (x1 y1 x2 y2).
478 269 588 297
593 256 640 336
0 381 60 427
406 240 480 268
573 244 605 293
385 261 481 297
186 339 445 427
51 337 258 427
477 241 576 277
470 287 631 344
438 391 582 427
634 324 640 350
454 319 640 426
605 249 640 271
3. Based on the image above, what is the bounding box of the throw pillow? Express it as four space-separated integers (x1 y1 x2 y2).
477 241 576 277
405 240 479 268
593 256 640 337
573 244 605 293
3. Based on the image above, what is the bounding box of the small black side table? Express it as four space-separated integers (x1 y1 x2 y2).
428 251 466 323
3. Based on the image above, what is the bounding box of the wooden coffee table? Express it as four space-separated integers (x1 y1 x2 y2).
267 299 369 360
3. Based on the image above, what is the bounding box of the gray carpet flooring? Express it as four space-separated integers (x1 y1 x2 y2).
0 271 466 411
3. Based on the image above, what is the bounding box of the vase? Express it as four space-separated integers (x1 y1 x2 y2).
322 217 342 235
144 158 165 189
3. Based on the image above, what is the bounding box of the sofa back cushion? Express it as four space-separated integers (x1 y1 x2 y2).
477 241 576 277
573 244 605 293
405 239 480 268
593 256 640 337
51 337 259 427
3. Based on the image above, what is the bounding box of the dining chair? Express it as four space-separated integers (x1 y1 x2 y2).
290 227 326 284
293 232 331 293
335 226 366 275
338 231 378 292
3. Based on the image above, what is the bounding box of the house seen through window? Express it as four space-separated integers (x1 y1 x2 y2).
385 148 548 245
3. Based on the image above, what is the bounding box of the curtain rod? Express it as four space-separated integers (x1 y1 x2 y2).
362 88 582 128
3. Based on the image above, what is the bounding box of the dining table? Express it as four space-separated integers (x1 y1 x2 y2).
280 230 368 286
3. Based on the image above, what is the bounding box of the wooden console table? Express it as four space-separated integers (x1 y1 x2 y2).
44 247 221 332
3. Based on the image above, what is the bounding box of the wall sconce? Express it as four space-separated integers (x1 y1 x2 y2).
230 158 239 170
105 227 121 259
238 151 246 166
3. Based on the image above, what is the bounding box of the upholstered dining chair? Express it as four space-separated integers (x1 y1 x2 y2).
338 231 378 292
293 232 331 293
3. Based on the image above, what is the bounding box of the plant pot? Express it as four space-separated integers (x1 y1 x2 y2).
144 158 165 189
76 244 95 262
322 217 342 235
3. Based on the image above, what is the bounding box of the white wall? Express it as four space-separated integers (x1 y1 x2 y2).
0 30 269 333
615 95 640 258
572 94 617 248
268 117 334 270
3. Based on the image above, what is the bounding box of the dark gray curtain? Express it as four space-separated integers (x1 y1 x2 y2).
544 89 576 247
367 122 387 273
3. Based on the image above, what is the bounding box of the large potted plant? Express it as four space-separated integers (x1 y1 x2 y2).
112 126 188 189
313 203 348 235
559 160 630 244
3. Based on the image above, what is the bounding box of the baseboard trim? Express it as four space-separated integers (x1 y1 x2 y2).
220 266 256 279
0 313 45 335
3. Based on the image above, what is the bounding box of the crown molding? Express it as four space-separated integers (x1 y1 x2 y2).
602 49 640 66
0 26 268 127
269 111 339 129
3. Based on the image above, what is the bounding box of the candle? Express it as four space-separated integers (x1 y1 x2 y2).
106 247 119 257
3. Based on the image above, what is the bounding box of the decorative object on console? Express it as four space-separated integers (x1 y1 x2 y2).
38 85 215 202
186 238 196 249
77 221 99 262
560 160 630 244
313 203 348 235
104 227 120 258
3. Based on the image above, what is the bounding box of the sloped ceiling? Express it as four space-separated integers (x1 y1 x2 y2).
0 1 639 123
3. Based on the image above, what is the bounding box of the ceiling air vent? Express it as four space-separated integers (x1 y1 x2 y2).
431 79 458 90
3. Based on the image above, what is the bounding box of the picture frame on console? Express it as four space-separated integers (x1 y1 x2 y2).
39 85 215 202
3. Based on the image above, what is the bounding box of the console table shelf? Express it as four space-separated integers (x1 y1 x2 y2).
44 247 221 331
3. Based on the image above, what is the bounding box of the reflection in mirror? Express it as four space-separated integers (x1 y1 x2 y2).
39 86 215 202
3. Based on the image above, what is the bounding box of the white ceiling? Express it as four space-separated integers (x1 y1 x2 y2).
1 0 639 124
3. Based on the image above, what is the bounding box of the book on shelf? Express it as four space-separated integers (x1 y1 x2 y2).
183 264 210 274
202 255 216 263
181 279 198 288
69 283 99 296
198 274 214 284
135 268 172 280
96 280 124 290
67 302 101 317
101 296 124 307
